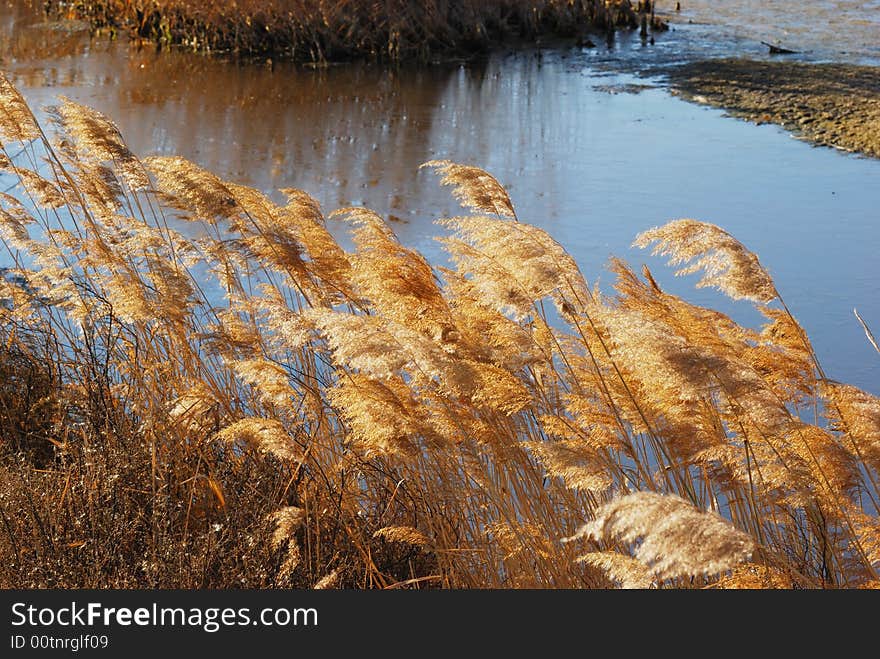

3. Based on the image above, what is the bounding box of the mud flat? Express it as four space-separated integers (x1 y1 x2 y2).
664 58 880 158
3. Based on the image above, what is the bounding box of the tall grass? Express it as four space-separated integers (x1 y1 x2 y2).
54 0 644 61
0 74 878 588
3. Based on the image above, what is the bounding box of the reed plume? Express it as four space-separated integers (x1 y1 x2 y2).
526 440 613 493
823 382 880 471
634 219 777 304
216 417 303 462
336 207 454 340
268 506 306 579
0 72 40 143
313 570 340 589
712 564 794 589
565 492 755 580
576 552 654 589
422 160 516 218
144 155 238 222
55 98 149 189
373 526 433 549
439 214 589 320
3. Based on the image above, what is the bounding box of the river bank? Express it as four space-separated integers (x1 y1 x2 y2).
664 58 880 158
52 0 658 62
28 2 880 159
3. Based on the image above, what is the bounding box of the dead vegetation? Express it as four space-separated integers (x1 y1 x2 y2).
0 74 878 588
51 0 650 62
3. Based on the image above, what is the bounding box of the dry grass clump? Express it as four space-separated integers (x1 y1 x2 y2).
0 73 878 588
53 0 645 62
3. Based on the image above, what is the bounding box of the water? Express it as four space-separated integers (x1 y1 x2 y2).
0 1 878 392
665 0 880 65
556 1 880 71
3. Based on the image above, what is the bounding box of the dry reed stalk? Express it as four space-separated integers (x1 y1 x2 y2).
0 76 877 588
855 309 880 356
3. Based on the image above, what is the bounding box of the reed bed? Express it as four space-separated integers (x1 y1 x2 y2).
53 0 646 61
0 74 878 589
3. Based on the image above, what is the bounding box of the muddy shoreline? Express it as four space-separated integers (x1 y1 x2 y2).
662 58 880 158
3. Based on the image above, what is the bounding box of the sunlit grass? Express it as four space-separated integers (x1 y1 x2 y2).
0 74 878 588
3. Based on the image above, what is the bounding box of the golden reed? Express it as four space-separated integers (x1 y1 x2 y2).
0 74 877 588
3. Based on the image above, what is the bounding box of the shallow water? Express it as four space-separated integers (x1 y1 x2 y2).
1 1 878 391
562 0 880 71
664 0 880 65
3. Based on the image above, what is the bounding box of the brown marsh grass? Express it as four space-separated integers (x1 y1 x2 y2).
55 0 645 61
0 73 878 588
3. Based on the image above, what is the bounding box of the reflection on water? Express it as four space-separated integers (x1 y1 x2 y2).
0 1 92 61
1 1 879 391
